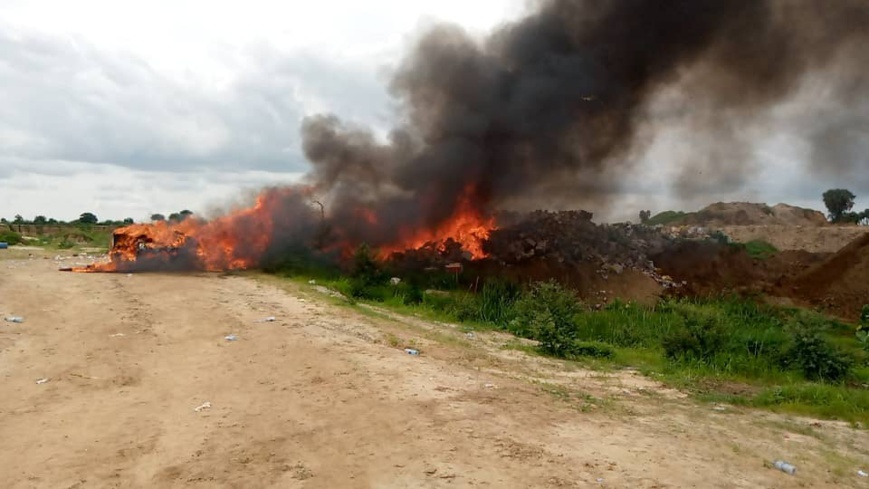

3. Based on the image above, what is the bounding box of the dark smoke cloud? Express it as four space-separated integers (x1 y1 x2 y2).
299 0 868 247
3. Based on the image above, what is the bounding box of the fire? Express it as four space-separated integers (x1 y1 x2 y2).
380 186 496 259
68 184 496 273
73 191 285 273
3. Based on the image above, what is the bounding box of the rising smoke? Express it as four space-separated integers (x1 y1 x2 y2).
298 0 868 247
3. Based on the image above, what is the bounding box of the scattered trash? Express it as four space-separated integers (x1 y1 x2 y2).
404 348 419 356
193 401 212 412
484 383 496 389
224 334 239 342
465 332 476 340
110 333 125 338
596 478 605 484
858 470 868 478
772 460 797 475
35 378 49 385
4 316 24 323
307 279 317 285
712 404 727 412
390 277 402 286
126 273 133 278
259 316 277 323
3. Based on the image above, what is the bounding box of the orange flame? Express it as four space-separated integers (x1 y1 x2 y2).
71 184 496 273
380 185 495 259
75 191 284 273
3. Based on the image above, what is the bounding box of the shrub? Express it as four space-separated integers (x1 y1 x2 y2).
512 281 583 357
662 312 728 362
784 329 854 382
861 305 869 328
0 229 23 245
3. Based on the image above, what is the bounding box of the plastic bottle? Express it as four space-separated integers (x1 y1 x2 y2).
773 460 796 475
404 348 419 356
4 316 24 323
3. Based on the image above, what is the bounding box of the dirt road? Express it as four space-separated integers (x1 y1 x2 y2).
1 250 867 488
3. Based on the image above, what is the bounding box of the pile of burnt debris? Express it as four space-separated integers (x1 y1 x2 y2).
389 210 708 288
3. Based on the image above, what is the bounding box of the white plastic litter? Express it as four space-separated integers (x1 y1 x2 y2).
194 401 212 412
36 378 49 385
224 334 239 341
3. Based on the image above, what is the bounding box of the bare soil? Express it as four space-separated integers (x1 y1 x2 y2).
721 225 867 254
1 249 868 488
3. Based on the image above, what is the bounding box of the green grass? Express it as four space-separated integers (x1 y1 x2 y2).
741 240 779 260
2 225 112 251
645 210 694 226
269 261 869 424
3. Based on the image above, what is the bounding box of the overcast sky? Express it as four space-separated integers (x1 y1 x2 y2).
0 0 865 222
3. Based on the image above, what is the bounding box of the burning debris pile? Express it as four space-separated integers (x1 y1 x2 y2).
482 211 682 287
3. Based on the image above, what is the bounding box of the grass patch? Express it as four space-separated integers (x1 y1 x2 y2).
741 240 779 260
645 210 693 226
0 229 24 245
267 256 869 424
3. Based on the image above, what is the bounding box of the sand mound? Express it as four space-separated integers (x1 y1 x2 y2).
678 202 828 227
791 233 869 320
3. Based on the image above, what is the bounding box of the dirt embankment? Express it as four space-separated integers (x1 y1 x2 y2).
677 202 829 227
722 226 868 254
789 233 869 321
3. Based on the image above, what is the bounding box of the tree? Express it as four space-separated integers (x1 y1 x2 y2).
78 212 98 224
822 189 856 223
168 212 181 222
13 214 24 224
33 215 48 224
639 210 651 224
151 214 166 222
123 217 134 225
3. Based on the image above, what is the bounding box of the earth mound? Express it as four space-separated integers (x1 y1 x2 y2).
677 202 828 227
790 233 869 321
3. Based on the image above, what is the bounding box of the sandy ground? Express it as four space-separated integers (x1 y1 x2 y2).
1 249 868 488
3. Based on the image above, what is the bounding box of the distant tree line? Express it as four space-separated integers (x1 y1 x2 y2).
3 209 197 227
150 210 194 223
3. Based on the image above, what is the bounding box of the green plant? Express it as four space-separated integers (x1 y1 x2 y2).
0 229 23 245
662 312 727 362
743 240 778 260
785 328 854 382
512 281 583 357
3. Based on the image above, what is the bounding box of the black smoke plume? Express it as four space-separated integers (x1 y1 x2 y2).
298 0 868 246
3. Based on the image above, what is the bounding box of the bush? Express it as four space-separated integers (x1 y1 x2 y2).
350 244 385 286
511 281 583 357
785 329 854 382
0 229 23 245
662 312 728 362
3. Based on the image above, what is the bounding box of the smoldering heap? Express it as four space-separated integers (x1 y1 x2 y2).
89 0 869 272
